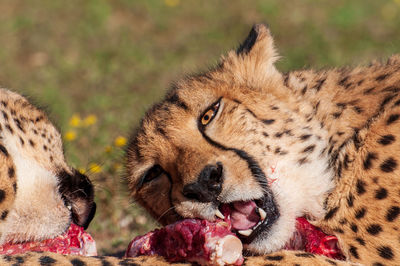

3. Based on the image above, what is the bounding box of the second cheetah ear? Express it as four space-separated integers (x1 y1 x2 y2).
222 24 281 89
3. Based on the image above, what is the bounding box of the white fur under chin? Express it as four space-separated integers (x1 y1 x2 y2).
248 153 334 253
0 136 70 244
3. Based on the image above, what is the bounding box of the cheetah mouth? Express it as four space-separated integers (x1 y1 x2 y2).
214 199 344 259
216 197 279 244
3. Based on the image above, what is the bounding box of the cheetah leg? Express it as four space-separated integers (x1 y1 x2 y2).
0 251 358 266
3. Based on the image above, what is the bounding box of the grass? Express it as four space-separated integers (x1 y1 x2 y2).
0 0 399 255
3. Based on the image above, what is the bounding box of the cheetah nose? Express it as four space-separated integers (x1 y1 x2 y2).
183 162 223 202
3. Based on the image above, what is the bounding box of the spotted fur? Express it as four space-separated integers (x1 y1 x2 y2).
0 89 95 264
124 24 400 265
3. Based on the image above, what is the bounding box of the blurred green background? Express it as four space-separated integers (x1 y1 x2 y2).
0 0 399 256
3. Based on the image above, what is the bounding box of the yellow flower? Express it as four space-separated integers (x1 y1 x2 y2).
78 168 86 174
104 145 113 153
83 114 97 127
64 130 77 141
164 0 180 7
88 163 102 173
69 114 81 127
114 136 127 147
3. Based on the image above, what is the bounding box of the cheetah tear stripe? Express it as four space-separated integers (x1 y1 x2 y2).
0 224 97 256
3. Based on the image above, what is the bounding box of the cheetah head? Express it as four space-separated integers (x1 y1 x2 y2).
127 25 334 254
0 89 96 244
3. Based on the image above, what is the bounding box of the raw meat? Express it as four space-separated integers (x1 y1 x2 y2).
0 224 97 256
285 217 344 260
125 219 243 266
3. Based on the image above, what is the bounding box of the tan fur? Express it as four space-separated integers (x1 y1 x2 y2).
0 89 97 266
125 24 400 265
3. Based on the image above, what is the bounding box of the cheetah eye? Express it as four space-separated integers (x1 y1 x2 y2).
200 99 221 126
138 164 164 189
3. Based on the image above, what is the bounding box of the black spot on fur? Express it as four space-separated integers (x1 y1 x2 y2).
265 255 283 261
376 73 390 81
363 152 377 170
314 78 326 91
262 119 275 125
333 228 344 234
297 157 308 165
0 210 8 220
2 111 8 120
372 263 384 266
356 179 366 195
2 255 12 262
0 145 9 157
339 76 349 86
377 246 394 260
353 106 363 114
324 206 339 220
301 85 307 95
380 157 398 172
332 112 342 118
70 258 86 266
355 208 366 219
387 114 400 125
349 245 359 259
39 256 57 265
378 134 395 145
295 253 315 258
19 137 25 145
0 190 5 203
347 193 354 207
386 206 400 222
336 102 346 108
325 259 337 265
13 182 17 192
376 188 388 199
302 145 315 153
366 224 382 235
8 167 15 178
364 87 375 94
350 223 358 233
118 259 140 266
15 256 24 264
29 139 36 147
355 237 365 246
5 124 13 133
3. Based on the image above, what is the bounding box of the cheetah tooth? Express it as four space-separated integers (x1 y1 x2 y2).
238 229 253 236
258 208 267 221
215 209 225 219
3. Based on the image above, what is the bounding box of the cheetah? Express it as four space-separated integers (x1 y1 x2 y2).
0 89 179 266
124 24 400 265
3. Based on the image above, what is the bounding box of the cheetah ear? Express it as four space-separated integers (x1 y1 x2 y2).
222 24 281 88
